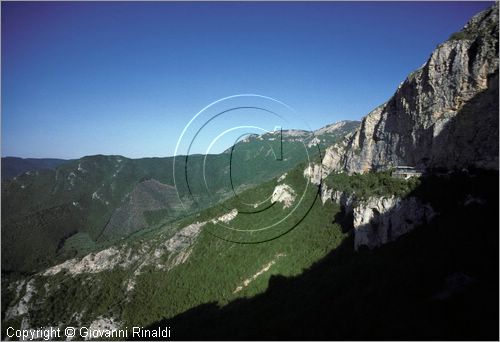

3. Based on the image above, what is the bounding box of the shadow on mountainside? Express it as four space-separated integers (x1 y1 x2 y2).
138 169 499 340
425 71 499 170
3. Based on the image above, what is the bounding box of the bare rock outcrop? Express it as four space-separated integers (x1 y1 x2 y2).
322 188 434 251
303 163 325 185
5 279 36 321
352 196 434 251
211 209 238 224
43 247 128 276
271 184 297 208
323 4 499 174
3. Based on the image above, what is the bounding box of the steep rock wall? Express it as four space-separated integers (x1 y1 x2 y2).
323 4 499 174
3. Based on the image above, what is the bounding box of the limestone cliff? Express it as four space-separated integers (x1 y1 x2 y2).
352 196 434 251
324 3 499 174
324 189 434 251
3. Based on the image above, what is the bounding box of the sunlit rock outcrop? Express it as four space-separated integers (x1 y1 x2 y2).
323 4 499 174
352 196 434 251
271 184 297 209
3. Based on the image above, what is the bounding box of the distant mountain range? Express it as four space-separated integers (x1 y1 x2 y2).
1 120 359 182
1 157 69 181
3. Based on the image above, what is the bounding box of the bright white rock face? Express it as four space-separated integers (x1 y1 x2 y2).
271 184 296 209
303 163 323 185
211 209 238 224
277 173 287 183
352 196 434 251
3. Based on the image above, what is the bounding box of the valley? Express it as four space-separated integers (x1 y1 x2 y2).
2 122 359 276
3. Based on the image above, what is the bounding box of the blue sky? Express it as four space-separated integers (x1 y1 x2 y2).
1 1 493 159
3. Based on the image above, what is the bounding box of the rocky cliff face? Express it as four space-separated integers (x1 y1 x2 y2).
352 196 434 251
324 3 499 174
324 189 434 251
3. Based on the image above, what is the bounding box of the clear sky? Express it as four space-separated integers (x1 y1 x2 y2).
1 1 493 159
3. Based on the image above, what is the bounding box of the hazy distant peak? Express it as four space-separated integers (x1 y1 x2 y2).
314 120 361 136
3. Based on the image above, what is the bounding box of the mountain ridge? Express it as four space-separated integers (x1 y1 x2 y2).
1 157 70 181
1 120 360 181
